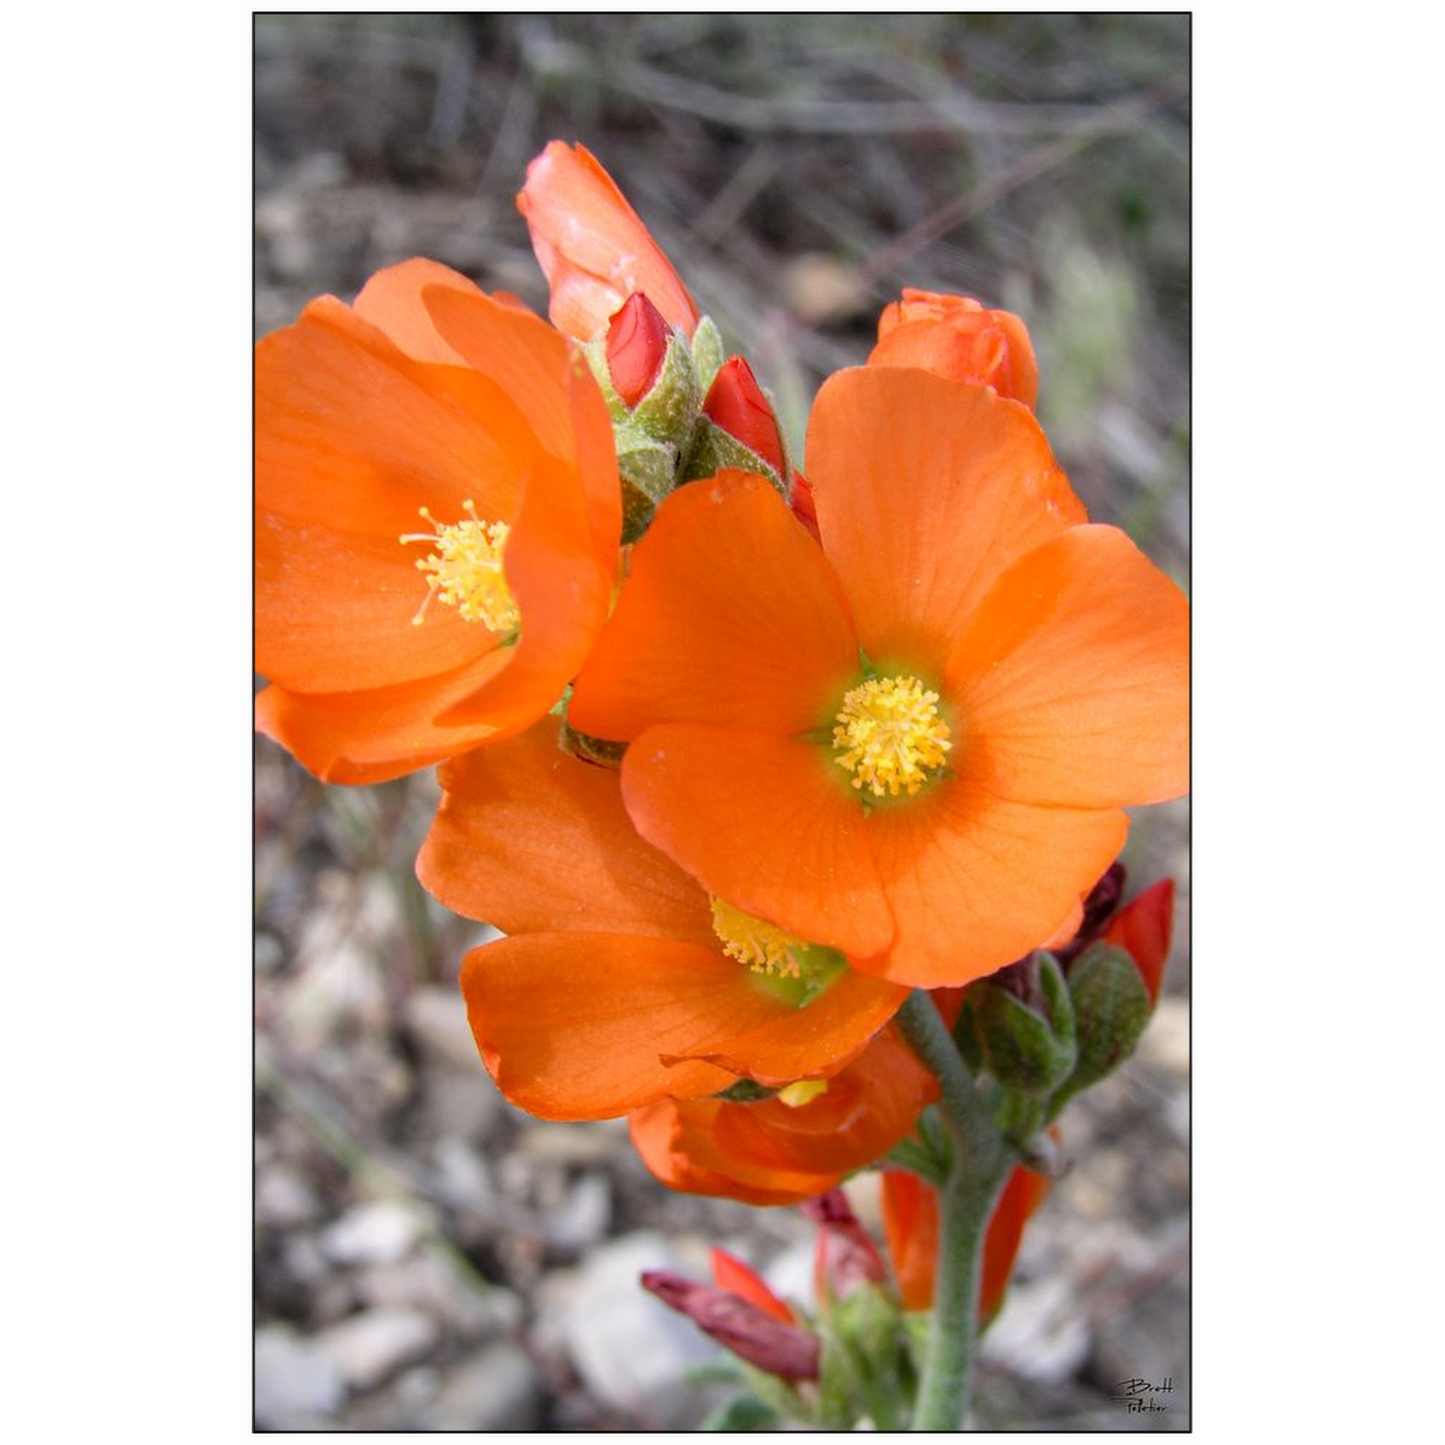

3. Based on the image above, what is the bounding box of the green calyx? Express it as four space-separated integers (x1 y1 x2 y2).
967 953 1077 1096
1055 941 1151 1101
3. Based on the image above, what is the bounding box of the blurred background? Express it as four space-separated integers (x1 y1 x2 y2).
255 13 1189 1431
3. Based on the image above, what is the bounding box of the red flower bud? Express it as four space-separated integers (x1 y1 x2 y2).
702 356 786 477
790 468 820 542
641 1270 820 1381
1102 878 1175 1006
802 1188 887 1303
710 1247 795 1325
605 292 672 409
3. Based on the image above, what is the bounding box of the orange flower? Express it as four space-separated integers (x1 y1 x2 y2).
255 260 620 783
518 141 700 342
881 1165 1051 1322
628 1027 936 1205
415 720 907 1121
569 367 1189 987
869 288 1039 408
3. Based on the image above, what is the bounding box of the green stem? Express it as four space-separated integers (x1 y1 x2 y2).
895 991 1013 1431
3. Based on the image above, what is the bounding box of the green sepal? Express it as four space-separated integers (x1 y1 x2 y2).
681 416 788 499
714 1078 778 1104
691 315 725 394
817 1284 913 1430
615 426 679 542
628 331 702 447
972 954 1077 1094
1058 941 1151 1098
581 337 627 419
556 721 627 770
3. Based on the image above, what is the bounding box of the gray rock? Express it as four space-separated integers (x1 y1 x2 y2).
544 1173 611 1252
420 1343 542 1430
256 1164 321 1228
405 985 483 1073
255 1325 344 1427
354 1250 518 1339
316 1307 440 1391
547 1232 715 1425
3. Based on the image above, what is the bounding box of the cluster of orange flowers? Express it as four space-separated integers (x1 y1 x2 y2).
256 142 1187 1302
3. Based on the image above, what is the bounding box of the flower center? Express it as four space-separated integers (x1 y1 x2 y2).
399 500 519 632
710 897 812 979
832 674 952 798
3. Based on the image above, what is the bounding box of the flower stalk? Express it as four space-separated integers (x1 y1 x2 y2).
895 990 1014 1430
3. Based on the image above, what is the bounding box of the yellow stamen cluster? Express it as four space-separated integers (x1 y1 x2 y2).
832 674 952 798
710 897 810 979
399 500 519 632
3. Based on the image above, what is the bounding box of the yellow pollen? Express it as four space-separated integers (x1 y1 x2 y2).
832 674 952 798
777 1079 829 1108
710 897 810 979
398 499 519 631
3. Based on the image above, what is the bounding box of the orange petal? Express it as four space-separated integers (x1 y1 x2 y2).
1103 879 1176 1006
459 934 756 1120
709 1028 934 1176
256 295 533 540
629 1101 820 1206
859 779 1130 987
254 651 514 785
805 368 1084 668
662 968 906 1086
947 525 1190 808
620 724 894 960
421 284 623 569
881 1170 939 1312
417 721 715 942
980 1166 1052 1324
569 471 858 742
518 141 700 340
256 510 487 693
352 257 487 364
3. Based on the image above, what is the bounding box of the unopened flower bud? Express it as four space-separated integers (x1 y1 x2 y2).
966 951 1076 1094
704 357 787 475
1054 862 1127 968
869 288 1039 409
642 1270 820 1381
802 1189 887 1305
1063 941 1152 1093
606 292 672 408
683 356 792 496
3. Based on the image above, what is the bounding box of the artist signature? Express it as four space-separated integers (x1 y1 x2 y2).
1110 1377 1175 1414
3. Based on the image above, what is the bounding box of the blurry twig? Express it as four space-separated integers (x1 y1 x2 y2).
851 69 1190 299
256 1041 495 1297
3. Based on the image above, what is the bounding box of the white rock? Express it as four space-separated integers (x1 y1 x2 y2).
322 1201 422 1267
551 1232 715 1416
421 1343 541 1430
254 1325 343 1426
316 1307 440 1391
980 1276 1091 1384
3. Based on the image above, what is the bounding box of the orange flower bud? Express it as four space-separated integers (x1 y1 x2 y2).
702 356 787 478
518 141 699 342
605 292 672 408
870 288 1039 409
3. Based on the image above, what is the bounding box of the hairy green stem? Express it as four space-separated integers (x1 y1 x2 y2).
895 991 1012 1430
